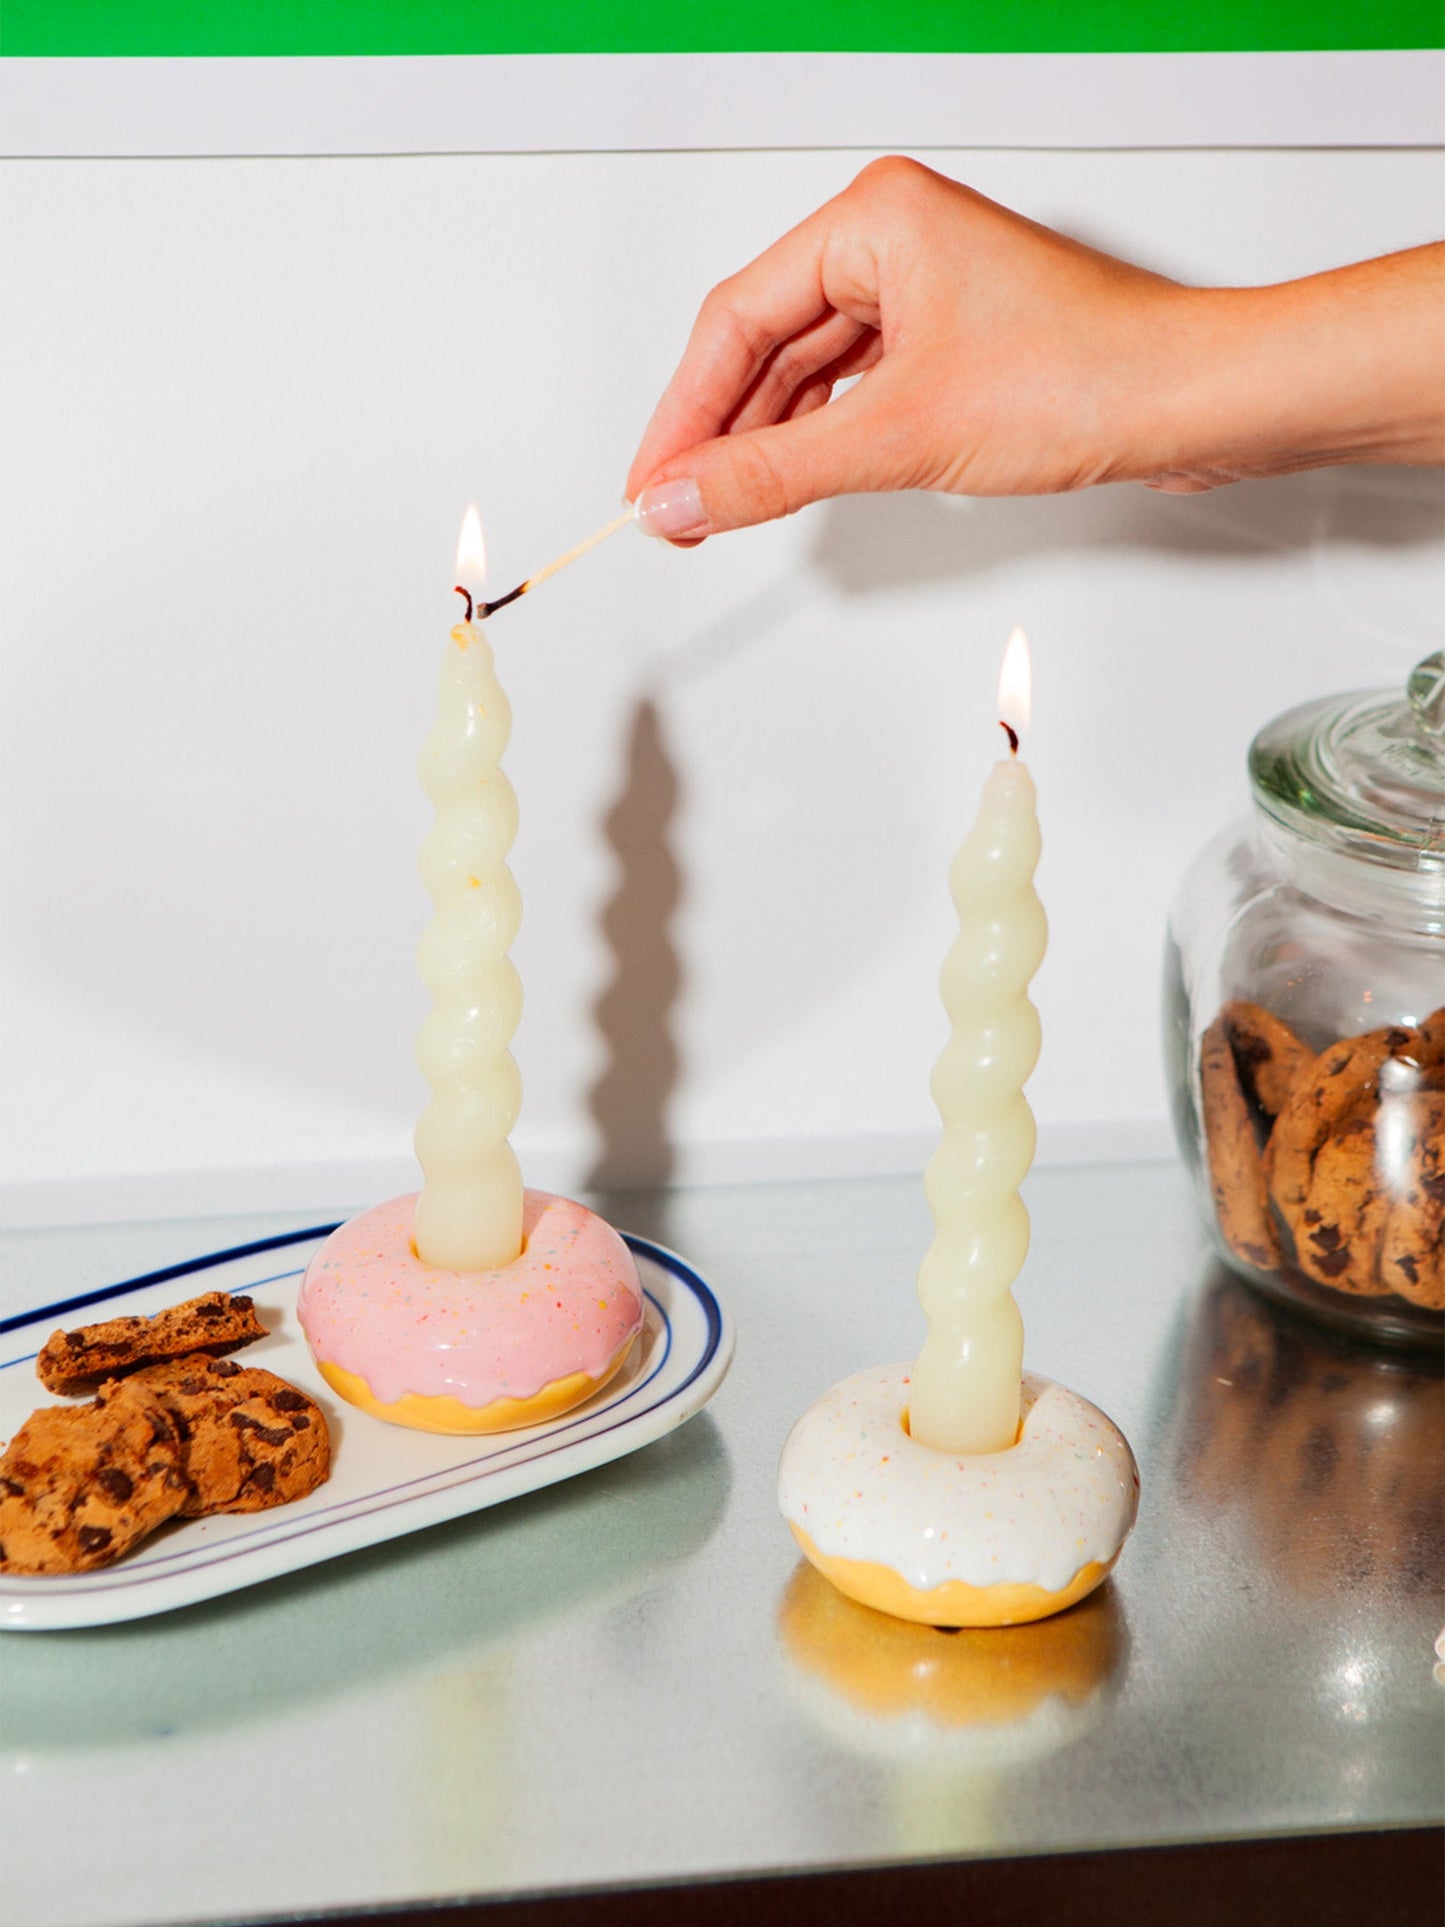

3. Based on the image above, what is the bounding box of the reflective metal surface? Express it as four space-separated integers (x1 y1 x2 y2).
3 1163 1441 1927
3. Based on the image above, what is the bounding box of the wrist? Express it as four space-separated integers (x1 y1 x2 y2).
1135 247 1445 487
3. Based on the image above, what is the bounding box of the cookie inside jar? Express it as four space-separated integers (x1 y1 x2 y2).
1167 655 1445 1348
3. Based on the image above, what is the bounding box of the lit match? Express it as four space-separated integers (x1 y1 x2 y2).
466 504 639 621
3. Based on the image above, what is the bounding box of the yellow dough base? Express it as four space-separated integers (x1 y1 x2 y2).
317 1335 636 1436
789 1522 1116 1628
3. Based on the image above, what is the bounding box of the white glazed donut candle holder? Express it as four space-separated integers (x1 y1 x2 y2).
778 1364 1139 1628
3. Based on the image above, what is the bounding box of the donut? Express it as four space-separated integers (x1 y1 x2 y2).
297 1190 645 1435
778 1365 1138 1628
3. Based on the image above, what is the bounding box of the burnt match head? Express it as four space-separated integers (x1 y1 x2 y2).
477 581 528 620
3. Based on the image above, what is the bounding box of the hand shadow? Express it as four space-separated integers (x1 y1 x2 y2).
808 465 1445 599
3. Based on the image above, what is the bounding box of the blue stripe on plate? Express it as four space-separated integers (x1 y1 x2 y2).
0 1223 343 1335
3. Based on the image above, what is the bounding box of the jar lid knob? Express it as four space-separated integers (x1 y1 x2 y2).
1407 650 1445 738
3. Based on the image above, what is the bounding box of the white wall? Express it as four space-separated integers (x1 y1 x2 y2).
2 147 1442 1224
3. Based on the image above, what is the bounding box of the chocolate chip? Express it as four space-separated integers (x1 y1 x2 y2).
229 1413 291 1447
77 1525 113 1554
247 1462 276 1492
96 1467 134 1503
270 1389 308 1412
210 1359 241 1378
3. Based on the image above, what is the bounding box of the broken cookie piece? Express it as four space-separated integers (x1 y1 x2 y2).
37 1290 266 1397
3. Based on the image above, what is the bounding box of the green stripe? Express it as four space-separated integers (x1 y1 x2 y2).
4 0 1440 57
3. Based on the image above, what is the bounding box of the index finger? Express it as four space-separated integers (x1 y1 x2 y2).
626 189 876 498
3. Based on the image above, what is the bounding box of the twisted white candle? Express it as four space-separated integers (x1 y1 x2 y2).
412 513 524 1271
909 631 1044 1455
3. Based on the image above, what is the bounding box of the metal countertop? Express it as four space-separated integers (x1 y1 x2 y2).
2 1161 1441 1927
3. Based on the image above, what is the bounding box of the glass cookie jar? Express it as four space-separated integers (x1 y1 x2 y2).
1165 653 1444 1347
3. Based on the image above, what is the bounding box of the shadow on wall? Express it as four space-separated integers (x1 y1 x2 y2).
807 465 1445 599
585 696 684 1189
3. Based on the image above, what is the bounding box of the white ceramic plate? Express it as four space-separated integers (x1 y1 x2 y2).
0 1223 732 1631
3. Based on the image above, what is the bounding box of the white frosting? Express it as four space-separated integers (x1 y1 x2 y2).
778 1365 1138 1596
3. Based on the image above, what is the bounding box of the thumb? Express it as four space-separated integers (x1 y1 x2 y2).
633 380 916 541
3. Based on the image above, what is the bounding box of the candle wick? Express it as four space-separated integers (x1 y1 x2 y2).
1000 720 1020 756
454 585 473 623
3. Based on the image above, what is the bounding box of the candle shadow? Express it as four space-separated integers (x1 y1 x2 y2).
583 696 684 1190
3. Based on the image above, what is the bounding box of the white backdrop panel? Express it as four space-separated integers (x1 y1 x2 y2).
2 147 1441 1223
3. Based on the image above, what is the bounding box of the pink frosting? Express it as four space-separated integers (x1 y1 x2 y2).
296 1190 644 1409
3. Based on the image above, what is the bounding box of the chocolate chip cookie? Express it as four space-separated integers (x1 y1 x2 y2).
1200 1014 1281 1270
38 1290 267 1396
0 1381 189 1574
106 1356 330 1515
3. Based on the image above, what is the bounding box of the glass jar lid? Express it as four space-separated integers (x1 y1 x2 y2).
1249 651 1445 873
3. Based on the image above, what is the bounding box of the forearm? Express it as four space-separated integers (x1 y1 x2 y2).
1142 243 1445 491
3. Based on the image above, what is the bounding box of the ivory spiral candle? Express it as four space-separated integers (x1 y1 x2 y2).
412 505 525 1271
778 626 1138 1624
295 504 652 1436
908 628 1044 1456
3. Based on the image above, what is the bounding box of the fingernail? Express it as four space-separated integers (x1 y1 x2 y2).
635 478 708 540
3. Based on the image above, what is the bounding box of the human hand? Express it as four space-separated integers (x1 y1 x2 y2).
626 157 1444 541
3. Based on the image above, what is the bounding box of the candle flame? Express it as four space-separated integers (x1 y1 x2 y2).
455 503 487 595
997 626 1031 740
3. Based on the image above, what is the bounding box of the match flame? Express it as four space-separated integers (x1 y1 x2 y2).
455 503 487 594
997 626 1032 739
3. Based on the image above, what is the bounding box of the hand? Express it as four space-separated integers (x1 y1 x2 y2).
626 156 1444 541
